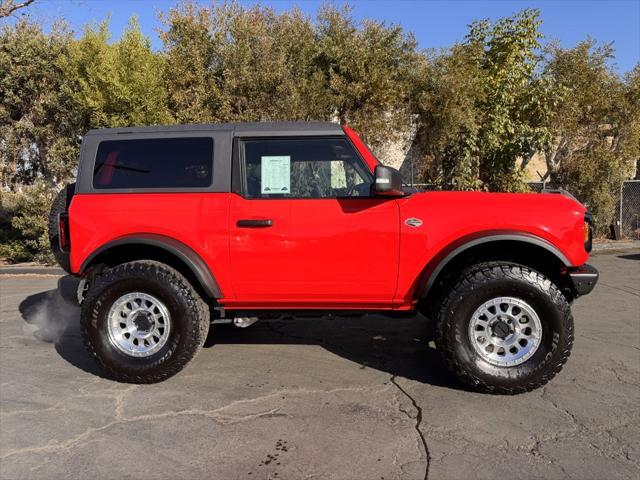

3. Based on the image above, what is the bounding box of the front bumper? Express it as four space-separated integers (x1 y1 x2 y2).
58 275 82 305
568 264 599 296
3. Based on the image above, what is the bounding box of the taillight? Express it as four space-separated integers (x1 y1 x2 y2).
584 212 593 253
58 212 70 252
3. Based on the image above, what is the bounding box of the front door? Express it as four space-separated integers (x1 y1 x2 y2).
227 136 400 308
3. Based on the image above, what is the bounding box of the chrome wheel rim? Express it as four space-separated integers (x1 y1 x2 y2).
468 297 542 367
107 292 171 358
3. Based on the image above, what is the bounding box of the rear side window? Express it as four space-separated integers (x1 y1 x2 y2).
93 137 213 189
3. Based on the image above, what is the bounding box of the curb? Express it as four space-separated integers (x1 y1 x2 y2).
592 240 640 253
0 266 65 275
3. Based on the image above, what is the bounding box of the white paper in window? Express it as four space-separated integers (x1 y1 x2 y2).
330 161 347 189
261 156 291 194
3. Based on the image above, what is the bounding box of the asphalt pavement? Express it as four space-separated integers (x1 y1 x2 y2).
0 252 638 480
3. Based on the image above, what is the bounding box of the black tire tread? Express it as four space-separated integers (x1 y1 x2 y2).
80 260 209 383
435 261 574 395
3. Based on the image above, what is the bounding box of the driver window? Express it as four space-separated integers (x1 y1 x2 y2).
240 137 372 199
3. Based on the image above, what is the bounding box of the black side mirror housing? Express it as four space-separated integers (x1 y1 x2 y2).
372 165 404 197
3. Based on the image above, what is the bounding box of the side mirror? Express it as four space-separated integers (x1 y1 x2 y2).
372 165 404 197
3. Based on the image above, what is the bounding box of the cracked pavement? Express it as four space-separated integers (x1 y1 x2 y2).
1 252 638 479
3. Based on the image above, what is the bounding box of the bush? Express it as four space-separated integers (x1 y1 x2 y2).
0 183 56 264
561 145 634 237
0 191 30 262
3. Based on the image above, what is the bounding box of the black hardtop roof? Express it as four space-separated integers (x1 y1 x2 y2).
84 121 345 137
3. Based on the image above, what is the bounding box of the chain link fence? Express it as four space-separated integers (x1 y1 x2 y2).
527 181 640 239
619 180 640 240
527 182 546 193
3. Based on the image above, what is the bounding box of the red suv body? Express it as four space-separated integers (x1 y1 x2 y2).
52 122 597 392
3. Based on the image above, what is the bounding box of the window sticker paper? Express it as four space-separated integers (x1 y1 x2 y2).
331 161 347 189
261 156 291 194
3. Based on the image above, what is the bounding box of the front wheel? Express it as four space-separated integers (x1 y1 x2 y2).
435 262 574 394
80 260 209 383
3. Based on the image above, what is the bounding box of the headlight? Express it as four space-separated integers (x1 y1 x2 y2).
584 212 593 253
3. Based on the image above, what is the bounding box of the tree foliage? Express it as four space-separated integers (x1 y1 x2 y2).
159 1 219 124
0 2 638 262
158 2 417 146
0 182 55 263
543 40 640 233
63 17 171 129
0 20 77 187
413 9 559 191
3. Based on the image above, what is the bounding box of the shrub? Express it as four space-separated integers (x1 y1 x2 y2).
0 182 56 264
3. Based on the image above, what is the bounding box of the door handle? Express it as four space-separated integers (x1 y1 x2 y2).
237 219 273 227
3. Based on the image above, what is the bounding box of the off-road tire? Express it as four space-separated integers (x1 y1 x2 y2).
80 260 209 383
435 261 574 394
48 183 75 273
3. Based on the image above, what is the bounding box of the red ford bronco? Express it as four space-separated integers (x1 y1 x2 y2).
51 122 598 393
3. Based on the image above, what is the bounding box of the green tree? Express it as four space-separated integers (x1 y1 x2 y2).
0 19 78 188
472 10 558 191
544 40 639 233
410 44 485 186
413 9 557 191
159 1 220 123
315 5 418 147
62 17 171 129
159 2 417 146
208 3 325 122
160 2 331 123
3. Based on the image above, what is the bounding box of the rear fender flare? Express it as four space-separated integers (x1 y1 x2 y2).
79 234 221 298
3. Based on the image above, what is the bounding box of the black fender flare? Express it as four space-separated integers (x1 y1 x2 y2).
79 234 222 298
418 232 571 299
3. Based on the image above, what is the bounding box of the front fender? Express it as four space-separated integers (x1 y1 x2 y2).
416 231 572 299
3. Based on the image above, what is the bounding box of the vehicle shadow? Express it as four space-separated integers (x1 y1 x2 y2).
617 253 640 261
18 289 461 389
204 315 462 389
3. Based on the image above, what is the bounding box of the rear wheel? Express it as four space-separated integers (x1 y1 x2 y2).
435 262 573 394
81 260 209 383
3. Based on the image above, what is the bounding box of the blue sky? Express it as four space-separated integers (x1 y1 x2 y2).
11 0 640 73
